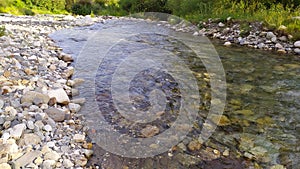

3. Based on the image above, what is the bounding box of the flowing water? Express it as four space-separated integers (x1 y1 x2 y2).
50 19 300 169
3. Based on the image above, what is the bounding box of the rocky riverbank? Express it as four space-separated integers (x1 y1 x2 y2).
194 18 300 55
0 14 110 169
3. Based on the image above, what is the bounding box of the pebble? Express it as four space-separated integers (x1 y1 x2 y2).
224 41 232 46
294 41 300 47
68 103 81 113
294 48 300 54
0 163 11 169
140 125 160 138
187 140 202 151
73 134 85 143
44 151 60 161
63 159 74 168
43 124 52 132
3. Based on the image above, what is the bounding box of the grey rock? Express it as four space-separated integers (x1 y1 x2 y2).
68 103 81 113
71 98 86 105
294 48 300 54
266 32 276 39
275 43 284 49
279 36 287 41
10 123 26 140
45 108 65 122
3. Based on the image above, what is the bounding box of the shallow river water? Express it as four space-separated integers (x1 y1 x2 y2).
50 18 300 169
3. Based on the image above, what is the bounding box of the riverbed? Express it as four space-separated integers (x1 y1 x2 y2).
50 18 300 169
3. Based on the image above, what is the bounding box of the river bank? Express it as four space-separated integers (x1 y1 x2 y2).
0 14 111 169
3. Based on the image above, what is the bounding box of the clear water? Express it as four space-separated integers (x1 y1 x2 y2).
50 19 300 169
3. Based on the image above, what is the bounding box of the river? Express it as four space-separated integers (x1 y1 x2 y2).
50 17 300 169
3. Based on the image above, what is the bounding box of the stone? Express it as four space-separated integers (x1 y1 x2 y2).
10 123 26 140
279 36 287 41
23 134 41 146
0 99 4 109
21 91 49 104
74 155 88 167
0 140 19 155
294 41 300 47
275 43 283 49
45 107 65 122
294 48 300 54
44 151 60 161
68 103 81 113
61 54 73 62
218 22 225 27
266 32 276 39
271 36 277 42
0 163 11 169
188 140 202 151
42 160 56 169
71 98 86 105
224 41 231 46
11 151 41 169
3 121 11 129
83 149 93 158
63 159 74 168
223 149 230 156
210 114 231 126
141 125 160 138
270 164 286 169
34 156 43 165
26 120 35 130
73 134 85 143
48 88 70 104
43 124 52 132
277 49 286 54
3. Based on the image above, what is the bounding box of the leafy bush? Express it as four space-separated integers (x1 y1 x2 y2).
23 8 35 15
119 0 170 13
71 0 92 15
0 26 5 37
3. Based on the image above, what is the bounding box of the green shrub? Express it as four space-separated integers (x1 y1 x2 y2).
23 8 35 15
0 26 5 37
71 1 92 15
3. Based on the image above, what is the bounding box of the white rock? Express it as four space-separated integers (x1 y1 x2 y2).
44 151 60 161
10 123 26 140
48 88 70 104
0 163 11 169
27 120 35 130
193 31 199 36
275 43 284 49
73 134 85 143
294 41 300 47
23 133 41 146
63 159 74 168
218 22 225 27
42 160 56 169
43 124 52 132
224 42 231 46
294 48 300 54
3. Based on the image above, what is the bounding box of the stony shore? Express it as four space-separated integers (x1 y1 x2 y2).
194 18 300 55
0 14 109 169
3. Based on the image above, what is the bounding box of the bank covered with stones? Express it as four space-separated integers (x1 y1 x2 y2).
0 14 107 169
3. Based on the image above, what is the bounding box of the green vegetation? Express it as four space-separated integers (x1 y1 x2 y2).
0 26 5 37
0 0 299 39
